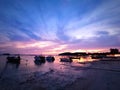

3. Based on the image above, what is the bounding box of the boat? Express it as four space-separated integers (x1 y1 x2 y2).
91 54 106 59
34 55 45 63
7 55 21 63
60 58 72 62
46 56 55 62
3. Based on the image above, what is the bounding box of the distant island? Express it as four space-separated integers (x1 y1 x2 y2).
59 48 120 55
59 48 120 59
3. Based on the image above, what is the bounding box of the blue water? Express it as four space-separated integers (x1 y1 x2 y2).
0 55 92 90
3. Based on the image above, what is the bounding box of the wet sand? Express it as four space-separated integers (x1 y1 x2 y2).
64 60 120 90
0 57 120 90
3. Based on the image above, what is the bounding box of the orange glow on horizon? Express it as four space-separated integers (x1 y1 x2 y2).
73 56 94 63
114 54 120 57
78 57 84 62
4 40 119 55
73 49 108 53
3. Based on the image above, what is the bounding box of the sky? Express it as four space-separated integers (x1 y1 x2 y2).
0 0 120 55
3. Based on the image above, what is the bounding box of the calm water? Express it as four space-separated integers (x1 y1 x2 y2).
0 55 94 90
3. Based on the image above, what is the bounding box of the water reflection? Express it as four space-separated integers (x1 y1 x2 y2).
0 55 93 78
0 60 20 79
7 61 20 69
46 59 55 63
59 55 95 63
0 61 8 79
76 56 93 63
34 60 45 66
0 55 94 90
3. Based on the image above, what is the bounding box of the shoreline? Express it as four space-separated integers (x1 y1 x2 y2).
0 57 120 90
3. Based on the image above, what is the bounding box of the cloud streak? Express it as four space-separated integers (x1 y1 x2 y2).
0 0 120 54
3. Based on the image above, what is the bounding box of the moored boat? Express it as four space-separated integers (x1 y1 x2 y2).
46 56 55 62
34 55 45 63
7 55 21 63
60 57 72 62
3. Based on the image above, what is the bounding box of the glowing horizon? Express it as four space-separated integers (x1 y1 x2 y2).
0 40 119 55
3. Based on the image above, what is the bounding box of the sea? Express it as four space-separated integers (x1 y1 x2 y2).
0 55 98 90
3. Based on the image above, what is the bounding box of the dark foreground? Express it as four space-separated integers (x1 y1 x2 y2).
0 56 120 90
65 61 120 90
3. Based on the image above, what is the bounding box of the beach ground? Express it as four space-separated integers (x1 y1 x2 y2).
0 60 120 90
64 60 120 90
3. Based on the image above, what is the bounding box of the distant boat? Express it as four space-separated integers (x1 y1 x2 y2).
34 55 45 63
46 56 55 62
60 58 72 62
7 55 20 63
91 55 106 59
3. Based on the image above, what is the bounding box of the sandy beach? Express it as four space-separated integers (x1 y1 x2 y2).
0 56 120 90
64 61 120 90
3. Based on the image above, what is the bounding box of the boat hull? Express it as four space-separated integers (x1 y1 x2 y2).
60 58 72 62
34 56 45 63
46 56 55 62
7 57 20 63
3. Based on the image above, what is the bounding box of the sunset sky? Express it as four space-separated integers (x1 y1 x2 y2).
0 0 120 54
